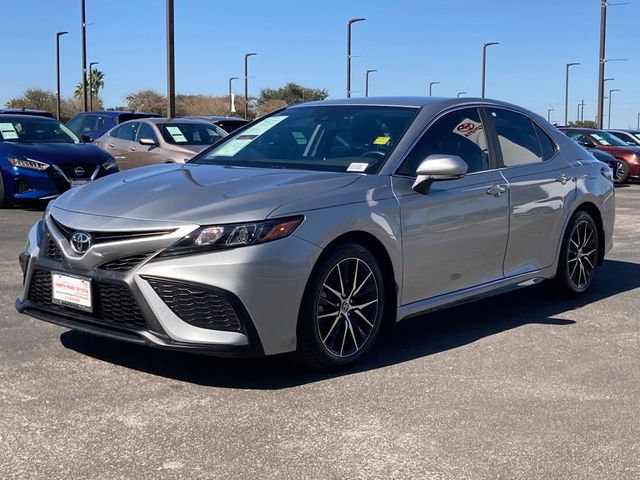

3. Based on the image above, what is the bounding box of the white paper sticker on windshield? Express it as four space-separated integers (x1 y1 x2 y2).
0 122 19 140
214 115 288 157
347 162 369 172
166 126 187 143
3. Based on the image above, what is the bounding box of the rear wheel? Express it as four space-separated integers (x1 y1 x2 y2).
614 159 629 184
551 211 599 297
296 243 385 371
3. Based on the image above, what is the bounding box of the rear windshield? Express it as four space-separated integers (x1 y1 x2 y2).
0 118 80 143
158 123 226 145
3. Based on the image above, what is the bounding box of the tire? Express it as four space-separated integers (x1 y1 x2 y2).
550 211 599 297
614 159 629 184
296 243 385 371
0 171 7 208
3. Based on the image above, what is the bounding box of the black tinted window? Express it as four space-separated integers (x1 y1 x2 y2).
80 115 108 134
115 122 139 141
398 107 490 176
490 109 542 166
534 124 556 160
137 122 158 143
67 116 82 132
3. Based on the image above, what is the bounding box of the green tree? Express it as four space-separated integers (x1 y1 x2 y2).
258 82 328 106
124 90 166 115
74 69 105 109
5 88 57 113
567 120 598 129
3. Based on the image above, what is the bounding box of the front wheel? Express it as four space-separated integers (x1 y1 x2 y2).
614 159 629 184
551 211 599 297
296 243 385 371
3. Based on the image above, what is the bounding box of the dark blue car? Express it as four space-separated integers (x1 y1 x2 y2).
0 115 118 207
67 111 161 142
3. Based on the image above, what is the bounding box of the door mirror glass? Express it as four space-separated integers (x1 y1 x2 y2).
139 137 158 146
80 134 92 143
412 154 468 194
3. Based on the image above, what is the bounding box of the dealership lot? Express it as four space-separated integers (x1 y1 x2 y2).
0 185 638 479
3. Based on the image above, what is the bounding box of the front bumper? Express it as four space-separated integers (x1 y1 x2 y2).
17 213 322 356
1 163 116 201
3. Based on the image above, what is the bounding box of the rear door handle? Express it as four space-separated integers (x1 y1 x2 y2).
555 173 569 184
486 184 508 197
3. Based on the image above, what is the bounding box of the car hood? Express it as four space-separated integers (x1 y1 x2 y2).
51 163 361 225
598 144 640 156
0 142 112 165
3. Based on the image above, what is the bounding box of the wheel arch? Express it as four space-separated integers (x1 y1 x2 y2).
567 200 606 266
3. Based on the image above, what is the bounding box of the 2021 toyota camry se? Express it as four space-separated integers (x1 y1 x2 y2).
16 97 615 370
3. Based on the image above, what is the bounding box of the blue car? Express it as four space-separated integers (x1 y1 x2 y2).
0 115 118 207
67 110 161 142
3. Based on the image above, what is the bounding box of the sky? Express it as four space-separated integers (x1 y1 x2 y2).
2 0 639 128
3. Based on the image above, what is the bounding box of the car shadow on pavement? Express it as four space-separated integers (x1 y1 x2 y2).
61 259 640 390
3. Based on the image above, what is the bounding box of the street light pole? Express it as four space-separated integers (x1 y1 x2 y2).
637 112 640 130
244 52 257 120
166 0 175 118
228 76 238 114
346 18 365 98
564 62 580 125
55 31 68 120
457 91 467 98
365 69 377 97
429 81 440 96
88 61 99 111
80 0 88 112
481 42 499 98
548 107 554 123
608 89 620 129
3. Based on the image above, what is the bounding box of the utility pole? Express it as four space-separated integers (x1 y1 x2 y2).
80 0 88 112
346 18 365 98
166 0 175 118
244 52 257 120
88 61 99 111
365 69 377 97
564 62 580 125
481 42 499 98
228 76 238 114
55 31 68 120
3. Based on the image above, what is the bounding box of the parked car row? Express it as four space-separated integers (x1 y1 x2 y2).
559 127 640 183
16 97 616 370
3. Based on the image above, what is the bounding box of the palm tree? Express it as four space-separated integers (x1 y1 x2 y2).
74 69 105 107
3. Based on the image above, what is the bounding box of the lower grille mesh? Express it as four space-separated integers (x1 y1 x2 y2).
28 270 146 329
146 277 241 332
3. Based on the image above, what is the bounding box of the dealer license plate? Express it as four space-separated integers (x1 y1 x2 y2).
51 272 92 312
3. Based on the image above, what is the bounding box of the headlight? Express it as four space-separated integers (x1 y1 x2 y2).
102 158 118 171
630 154 640 164
160 216 304 257
7 156 50 170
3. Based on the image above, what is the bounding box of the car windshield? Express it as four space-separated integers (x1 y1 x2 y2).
591 131 627 147
192 105 418 173
159 123 226 145
0 118 80 143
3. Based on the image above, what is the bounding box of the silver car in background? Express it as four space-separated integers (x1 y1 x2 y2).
17 97 615 370
94 118 227 170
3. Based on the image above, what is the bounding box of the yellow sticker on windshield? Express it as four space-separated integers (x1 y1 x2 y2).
373 136 390 145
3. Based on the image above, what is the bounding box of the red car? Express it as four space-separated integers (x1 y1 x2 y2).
560 128 640 183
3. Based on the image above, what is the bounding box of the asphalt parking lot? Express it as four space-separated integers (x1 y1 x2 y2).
1 185 639 480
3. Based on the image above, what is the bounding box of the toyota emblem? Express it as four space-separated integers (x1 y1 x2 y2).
74 166 85 177
70 232 92 254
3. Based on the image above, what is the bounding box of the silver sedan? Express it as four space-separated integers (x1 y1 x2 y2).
17 97 615 370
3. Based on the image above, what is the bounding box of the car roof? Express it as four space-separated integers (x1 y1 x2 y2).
608 129 640 134
123 117 217 125
294 96 525 109
73 110 161 118
183 115 247 122
0 108 54 118
0 114 58 122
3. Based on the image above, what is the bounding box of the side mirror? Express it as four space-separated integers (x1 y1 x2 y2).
412 154 468 194
81 134 92 143
139 137 158 146
579 140 596 149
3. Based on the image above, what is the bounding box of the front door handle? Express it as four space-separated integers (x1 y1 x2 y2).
129 147 136 152
486 184 508 197
555 173 569 184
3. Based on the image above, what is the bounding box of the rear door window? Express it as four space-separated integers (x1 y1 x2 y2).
115 122 140 141
489 109 542 166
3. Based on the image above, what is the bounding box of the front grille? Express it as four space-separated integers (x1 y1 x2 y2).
98 252 154 272
50 216 174 244
45 239 63 262
28 270 146 329
57 164 96 179
146 277 242 332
